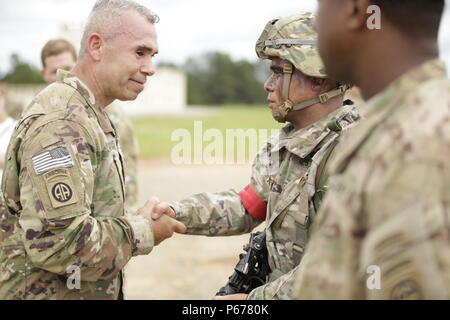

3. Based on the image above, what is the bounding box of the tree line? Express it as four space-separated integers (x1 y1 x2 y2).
1 52 270 105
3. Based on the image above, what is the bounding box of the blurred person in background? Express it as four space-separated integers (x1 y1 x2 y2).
0 82 16 181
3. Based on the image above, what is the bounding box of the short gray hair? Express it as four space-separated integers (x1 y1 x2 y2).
79 0 159 57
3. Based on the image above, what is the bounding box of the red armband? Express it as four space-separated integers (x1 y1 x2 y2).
239 184 267 221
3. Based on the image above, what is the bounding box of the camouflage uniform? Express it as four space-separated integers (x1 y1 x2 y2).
0 70 153 300
171 13 360 300
105 103 140 211
293 59 450 299
172 105 358 300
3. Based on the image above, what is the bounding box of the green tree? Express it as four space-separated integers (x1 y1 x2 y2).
2 54 44 84
185 52 267 105
234 60 267 104
156 61 180 70
185 55 209 105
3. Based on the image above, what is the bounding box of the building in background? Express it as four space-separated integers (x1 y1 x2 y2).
122 68 187 116
6 24 187 118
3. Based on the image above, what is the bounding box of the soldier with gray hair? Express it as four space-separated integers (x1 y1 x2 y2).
0 0 185 300
40 37 142 217
79 0 159 58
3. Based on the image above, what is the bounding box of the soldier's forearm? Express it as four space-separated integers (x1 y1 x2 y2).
247 266 299 300
171 189 261 236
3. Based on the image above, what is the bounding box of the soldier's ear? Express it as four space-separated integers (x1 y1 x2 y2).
344 0 372 32
86 33 103 62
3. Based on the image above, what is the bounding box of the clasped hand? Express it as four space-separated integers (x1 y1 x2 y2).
137 197 186 245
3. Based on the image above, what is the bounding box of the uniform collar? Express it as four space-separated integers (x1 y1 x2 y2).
273 103 357 159
57 69 114 135
331 59 447 173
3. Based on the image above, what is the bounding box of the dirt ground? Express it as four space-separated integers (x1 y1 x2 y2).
123 159 263 300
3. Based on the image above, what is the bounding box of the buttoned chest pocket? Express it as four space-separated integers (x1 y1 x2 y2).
92 140 125 217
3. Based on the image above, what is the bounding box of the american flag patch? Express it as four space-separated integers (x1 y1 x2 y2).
32 146 74 175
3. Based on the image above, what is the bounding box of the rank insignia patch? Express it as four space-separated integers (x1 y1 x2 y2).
32 146 74 175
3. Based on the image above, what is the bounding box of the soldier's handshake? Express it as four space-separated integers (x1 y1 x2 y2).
138 199 186 245
150 200 176 221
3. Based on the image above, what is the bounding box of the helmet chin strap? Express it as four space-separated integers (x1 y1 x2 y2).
272 62 349 123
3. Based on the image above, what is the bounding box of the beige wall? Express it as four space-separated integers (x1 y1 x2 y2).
5 67 187 118
122 67 187 117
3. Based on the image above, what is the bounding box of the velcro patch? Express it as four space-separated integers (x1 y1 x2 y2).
44 169 79 209
32 146 74 175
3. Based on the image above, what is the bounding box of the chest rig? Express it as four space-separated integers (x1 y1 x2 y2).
264 112 354 277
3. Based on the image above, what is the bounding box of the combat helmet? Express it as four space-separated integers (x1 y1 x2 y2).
256 12 350 123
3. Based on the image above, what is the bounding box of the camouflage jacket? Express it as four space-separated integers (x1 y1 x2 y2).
171 103 360 300
0 70 153 300
105 103 140 212
293 59 450 299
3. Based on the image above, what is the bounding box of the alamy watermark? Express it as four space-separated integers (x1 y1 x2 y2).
367 5 381 30
366 265 381 290
66 265 81 290
170 121 280 173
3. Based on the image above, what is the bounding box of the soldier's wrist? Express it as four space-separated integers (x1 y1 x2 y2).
123 214 155 256
168 203 181 220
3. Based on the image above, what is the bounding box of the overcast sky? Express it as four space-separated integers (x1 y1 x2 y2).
0 0 449 75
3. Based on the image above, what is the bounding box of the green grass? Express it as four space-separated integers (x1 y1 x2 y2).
131 105 283 159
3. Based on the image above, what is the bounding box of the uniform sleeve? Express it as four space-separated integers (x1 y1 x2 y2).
247 265 299 300
171 142 273 236
18 120 153 282
170 189 262 236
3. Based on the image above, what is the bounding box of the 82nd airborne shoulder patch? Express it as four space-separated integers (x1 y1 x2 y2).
51 182 73 203
44 169 79 209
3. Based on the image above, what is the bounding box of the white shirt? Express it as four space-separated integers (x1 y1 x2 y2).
0 117 16 180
